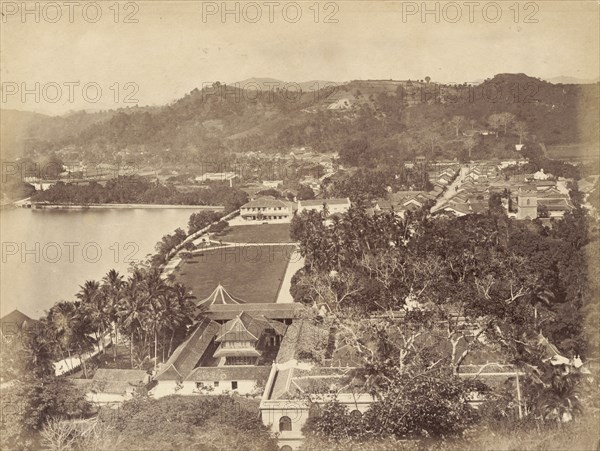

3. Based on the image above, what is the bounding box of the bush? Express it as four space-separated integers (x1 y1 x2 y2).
208 220 229 234
111 394 277 451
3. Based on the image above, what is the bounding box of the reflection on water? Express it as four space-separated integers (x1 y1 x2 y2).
0 208 199 318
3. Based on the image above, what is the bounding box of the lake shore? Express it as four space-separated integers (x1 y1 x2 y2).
19 202 225 210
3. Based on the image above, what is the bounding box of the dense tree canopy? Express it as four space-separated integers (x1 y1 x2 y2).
32 176 248 210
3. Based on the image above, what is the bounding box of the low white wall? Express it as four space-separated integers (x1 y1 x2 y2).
151 379 259 398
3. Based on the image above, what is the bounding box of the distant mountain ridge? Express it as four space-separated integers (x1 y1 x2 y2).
1 73 598 164
232 77 340 91
545 76 599 85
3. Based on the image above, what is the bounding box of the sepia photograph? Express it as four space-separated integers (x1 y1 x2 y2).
1 1 599 450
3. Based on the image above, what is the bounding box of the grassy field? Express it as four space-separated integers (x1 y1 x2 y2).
174 244 296 303
216 223 294 243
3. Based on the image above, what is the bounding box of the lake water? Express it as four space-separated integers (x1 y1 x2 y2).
0 208 199 318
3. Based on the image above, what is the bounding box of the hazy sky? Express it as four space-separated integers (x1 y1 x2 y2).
1 1 599 115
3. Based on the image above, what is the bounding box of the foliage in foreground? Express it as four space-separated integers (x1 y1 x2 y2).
302 371 486 445
301 411 600 451
111 395 277 451
0 376 93 450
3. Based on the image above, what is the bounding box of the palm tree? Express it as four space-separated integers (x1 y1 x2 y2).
69 303 96 379
118 277 147 369
528 283 555 330
165 284 198 357
77 280 109 355
143 295 166 371
46 301 79 371
47 300 95 378
536 367 583 422
141 270 168 365
102 269 125 361
22 320 55 378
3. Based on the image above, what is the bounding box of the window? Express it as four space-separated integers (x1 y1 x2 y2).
279 416 292 432
280 446 293 451
226 356 255 366
231 381 238 390
214 381 219 387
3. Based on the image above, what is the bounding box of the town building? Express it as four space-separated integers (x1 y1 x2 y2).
75 369 149 406
260 362 373 450
240 197 294 223
195 171 238 188
516 190 538 220
259 319 368 449
0 309 36 340
195 172 238 183
262 180 283 189
297 198 351 216
532 168 550 180
374 191 435 217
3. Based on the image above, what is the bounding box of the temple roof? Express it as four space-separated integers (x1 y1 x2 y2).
196 284 246 307
154 317 221 381
204 303 305 321
215 312 287 342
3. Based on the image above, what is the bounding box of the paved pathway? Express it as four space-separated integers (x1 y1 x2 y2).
276 248 304 304
431 165 469 212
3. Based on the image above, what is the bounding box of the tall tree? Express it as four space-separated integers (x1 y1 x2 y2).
450 115 465 137
102 269 125 360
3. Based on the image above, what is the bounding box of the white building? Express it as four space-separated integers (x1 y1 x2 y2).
259 319 369 450
195 172 238 183
297 198 351 216
260 362 373 450
262 180 283 189
76 369 149 406
240 197 294 223
533 168 551 181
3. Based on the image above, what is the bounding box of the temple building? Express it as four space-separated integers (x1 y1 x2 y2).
150 285 291 398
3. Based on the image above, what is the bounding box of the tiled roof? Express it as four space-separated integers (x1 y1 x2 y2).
154 317 220 381
538 199 573 211
93 369 147 382
89 381 140 395
89 369 148 394
443 203 471 215
242 197 293 209
204 303 305 321
184 365 271 382
268 366 355 400
299 198 350 208
268 367 294 400
534 180 557 187
0 309 36 328
375 199 394 210
212 348 262 358
469 202 488 214
215 312 287 342
537 189 568 199
276 320 330 364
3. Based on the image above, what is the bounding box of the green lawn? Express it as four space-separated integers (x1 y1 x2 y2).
174 244 296 303
216 223 294 243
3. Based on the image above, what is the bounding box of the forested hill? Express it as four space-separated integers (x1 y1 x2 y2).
2 74 598 165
